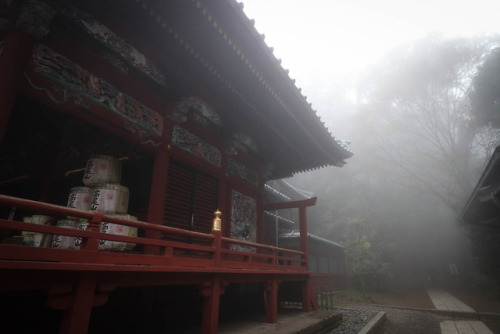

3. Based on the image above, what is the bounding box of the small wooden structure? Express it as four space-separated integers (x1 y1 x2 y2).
461 146 500 226
0 1 352 333
263 180 348 292
280 232 348 291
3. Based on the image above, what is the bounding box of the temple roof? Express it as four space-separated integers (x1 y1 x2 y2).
56 0 353 179
280 231 345 249
264 179 314 203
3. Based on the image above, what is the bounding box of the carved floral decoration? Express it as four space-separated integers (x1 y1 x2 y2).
224 131 260 156
227 157 258 186
172 96 222 127
60 5 166 86
231 190 256 252
28 44 164 142
171 125 221 167
233 131 259 153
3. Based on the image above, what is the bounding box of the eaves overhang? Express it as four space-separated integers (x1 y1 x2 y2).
55 0 353 178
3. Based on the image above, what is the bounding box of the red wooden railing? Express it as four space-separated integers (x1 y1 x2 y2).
0 195 306 273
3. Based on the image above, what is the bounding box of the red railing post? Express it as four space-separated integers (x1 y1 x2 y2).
212 210 222 266
270 248 276 265
81 211 103 251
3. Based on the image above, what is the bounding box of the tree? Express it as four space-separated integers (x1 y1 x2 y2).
471 47 500 127
468 47 500 293
344 218 392 296
354 34 500 214
291 34 500 288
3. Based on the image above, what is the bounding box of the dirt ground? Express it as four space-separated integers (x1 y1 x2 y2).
369 285 435 309
339 284 500 313
332 286 500 334
447 289 500 313
335 284 500 334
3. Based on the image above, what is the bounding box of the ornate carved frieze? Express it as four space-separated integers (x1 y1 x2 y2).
173 96 222 127
27 44 164 141
230 190 256 252
223 131 259 156
60 5 166 87
224 138 246 155
227 157 257 186
233 131 258 153
16 0 56 39
171 125 221 167
261 162 275 181
103 51 129 75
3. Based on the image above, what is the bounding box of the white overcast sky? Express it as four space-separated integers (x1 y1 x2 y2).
241 0 500 136
242 0 500 78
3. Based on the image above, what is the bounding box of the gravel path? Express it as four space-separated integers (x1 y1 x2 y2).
369 305 444 334
328 305 500 334
328 308 378 333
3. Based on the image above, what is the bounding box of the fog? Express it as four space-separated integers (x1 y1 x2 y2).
282 35 500 290
240 0 500 292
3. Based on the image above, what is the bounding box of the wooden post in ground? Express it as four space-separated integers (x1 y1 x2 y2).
58 275 97 334
266 277 279 323
200 275 222 334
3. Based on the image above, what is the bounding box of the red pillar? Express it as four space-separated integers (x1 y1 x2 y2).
0 30 34 143
298 205 309 270
301 279 316 312
58 275 97 334
145 149 169 254
299 205 315 311
200 275 222 334
266 278 279 323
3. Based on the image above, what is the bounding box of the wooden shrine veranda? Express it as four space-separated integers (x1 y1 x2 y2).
0 194 318 334
0 1 352 333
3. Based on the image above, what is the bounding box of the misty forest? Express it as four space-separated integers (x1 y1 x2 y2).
290 34 500 296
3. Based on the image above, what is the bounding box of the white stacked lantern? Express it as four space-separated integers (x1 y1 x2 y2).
82 155 122 186
99 214 138 251
22 215 54 247
50 186 92 249
54 155 137 251
78 155 136 251
66 186 92 214
89 183 129 214
51 219 79 249
52 187 92 250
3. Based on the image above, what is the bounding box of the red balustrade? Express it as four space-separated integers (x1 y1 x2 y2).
0 195 306 273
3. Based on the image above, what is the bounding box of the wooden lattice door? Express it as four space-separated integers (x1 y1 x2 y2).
163 160 218 234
